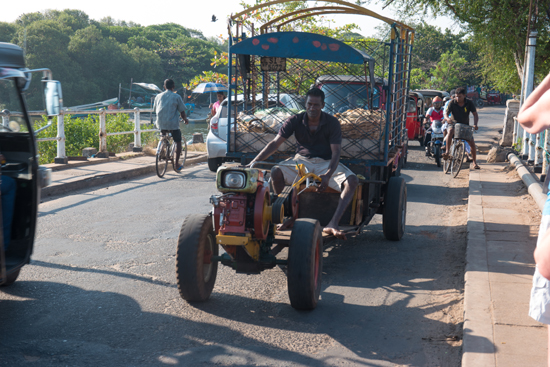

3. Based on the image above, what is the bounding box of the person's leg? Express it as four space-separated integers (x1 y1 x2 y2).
467 138 478 167
172 130 183 168
323 175 359 240
445 126 454 154
424 130 432 156
1 176 16 250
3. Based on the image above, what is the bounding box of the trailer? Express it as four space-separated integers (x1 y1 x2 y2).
176 1 415 310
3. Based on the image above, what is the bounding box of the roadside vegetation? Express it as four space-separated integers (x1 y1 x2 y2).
34 114 157 165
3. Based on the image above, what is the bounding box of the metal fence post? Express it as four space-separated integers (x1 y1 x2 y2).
133 107 142 152
521 130 531 159
535 132 543 169
54 110 68 164
97 108 109 158
528 133 536 163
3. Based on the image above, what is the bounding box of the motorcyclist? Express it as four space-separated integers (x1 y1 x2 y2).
423 96 446 156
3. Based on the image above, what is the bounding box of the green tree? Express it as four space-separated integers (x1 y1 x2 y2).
430 50 467 90
0 22 18 43
372 0 550 93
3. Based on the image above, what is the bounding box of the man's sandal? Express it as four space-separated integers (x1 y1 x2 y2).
472 164 480 169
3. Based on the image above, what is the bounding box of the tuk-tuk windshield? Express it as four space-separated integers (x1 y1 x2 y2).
321 83 381 115
0 79 30 133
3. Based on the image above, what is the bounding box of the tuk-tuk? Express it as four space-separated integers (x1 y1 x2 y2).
0 42 62 285
406 91 425 145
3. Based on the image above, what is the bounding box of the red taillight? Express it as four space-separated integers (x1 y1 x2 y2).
211 118 218 136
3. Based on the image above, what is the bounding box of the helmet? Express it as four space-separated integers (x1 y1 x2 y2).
433 96 443 103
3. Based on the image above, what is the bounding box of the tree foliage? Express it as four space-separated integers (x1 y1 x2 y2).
372 0 550 93
0 9 225 107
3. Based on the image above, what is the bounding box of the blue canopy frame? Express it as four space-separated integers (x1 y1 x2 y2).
230 31 374 65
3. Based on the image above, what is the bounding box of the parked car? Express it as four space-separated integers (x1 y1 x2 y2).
206 93 305 172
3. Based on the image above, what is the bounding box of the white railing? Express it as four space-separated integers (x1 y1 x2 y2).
0 107 157 163
513 116 549 174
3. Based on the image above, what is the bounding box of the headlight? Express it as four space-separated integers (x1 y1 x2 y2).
222 171 246 189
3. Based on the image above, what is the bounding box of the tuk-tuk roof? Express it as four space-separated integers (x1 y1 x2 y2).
409 91 424 99
317 75 388 86
0 43 25 69
413 89 449 98
231 32 374 65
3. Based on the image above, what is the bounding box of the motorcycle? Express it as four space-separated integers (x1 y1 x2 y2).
428 119 445 167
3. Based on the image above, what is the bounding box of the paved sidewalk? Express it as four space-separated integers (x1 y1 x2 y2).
41 151 208 197
462 106 548 366
463 161 546 366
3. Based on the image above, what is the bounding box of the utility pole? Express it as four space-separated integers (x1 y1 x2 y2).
520 0 538 163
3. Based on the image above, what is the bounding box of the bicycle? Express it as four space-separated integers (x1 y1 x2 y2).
155 130 187 178
444 124 475 178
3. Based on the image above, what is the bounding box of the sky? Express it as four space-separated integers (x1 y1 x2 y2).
3 0 460 39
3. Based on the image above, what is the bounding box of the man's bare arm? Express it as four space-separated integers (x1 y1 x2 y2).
317 144 341 192
180 110 189 124
472 111 479 130
326 144 341 177
249 135 287 165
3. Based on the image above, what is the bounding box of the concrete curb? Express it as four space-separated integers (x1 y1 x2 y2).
507 152 546 211
41 154 208 197
462 169 496 367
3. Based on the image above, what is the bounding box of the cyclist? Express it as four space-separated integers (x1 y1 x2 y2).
153 79 189 171
444 87 479 169
423 96 445 156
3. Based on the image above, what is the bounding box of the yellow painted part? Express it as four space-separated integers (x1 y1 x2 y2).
216 234 251 246
291 172 322 188
244 240 260 261
295 163 306 178
231 0 414 32
264 204 273 223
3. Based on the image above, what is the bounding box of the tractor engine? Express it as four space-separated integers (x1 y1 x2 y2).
210 166 284 273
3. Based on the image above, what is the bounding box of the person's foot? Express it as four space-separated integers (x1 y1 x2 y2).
323 226 347 240
425 150 431 157
472 163 480 169
442 152 450 160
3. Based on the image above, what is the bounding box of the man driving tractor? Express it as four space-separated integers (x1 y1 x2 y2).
249 88 359 240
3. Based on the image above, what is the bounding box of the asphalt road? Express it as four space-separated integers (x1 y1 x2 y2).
0 106 509 366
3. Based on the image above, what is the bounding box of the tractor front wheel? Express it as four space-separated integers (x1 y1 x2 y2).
176 214 218 302
287 219 323 310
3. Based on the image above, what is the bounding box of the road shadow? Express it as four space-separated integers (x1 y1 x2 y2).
0 282 338 366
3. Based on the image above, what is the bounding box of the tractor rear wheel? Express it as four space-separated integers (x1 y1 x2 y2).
383 176 407 241
287 219 323 310
176 214 218 302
